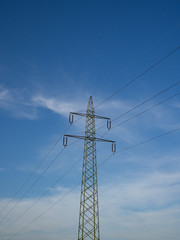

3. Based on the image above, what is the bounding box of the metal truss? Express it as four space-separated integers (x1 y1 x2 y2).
63 96 116 240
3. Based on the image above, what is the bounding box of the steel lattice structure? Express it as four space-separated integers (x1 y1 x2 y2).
78 96 99 240
63 96 116 240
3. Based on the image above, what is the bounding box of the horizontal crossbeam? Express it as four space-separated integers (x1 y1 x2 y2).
69 111 112 130
64 134 115 143
70 112 110 120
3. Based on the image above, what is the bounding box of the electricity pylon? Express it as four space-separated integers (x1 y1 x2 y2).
63 96 116 240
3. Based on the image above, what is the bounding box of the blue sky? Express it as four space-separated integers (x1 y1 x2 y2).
0 0 180 239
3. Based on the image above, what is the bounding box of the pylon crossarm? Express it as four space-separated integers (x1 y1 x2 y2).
69 111 111 130
70 112 110 120
63 134 116 153
91 136 115 143
64 134 115 143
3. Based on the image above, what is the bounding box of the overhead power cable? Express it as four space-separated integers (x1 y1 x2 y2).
2 77 179 227
99 91 180 139
96 80 180 132
9 44 176 205
1 32 180 240
4 126 180 240
112 91 180 129
0 148 63 224
112 81 180 122
99 126 180 167
95 46 180 109
2 89 180 233
0 136 79 225
0 124 71 216
1 45 180 234
0 156 82 234
127 23 180 66
4 181 80 240
0 137 61 215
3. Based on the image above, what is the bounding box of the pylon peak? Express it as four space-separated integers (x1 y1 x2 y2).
87 96 94 113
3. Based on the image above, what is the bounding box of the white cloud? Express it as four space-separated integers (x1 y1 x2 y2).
147 105 180 130
31 94 131 119
0 85 37 119
0 87 10 100
0 171 180 240
96 98 131 115
0 87 92 120
100 171 180 210
0 84 179 145
0 86 13 103
170 100 180 109
32 95 86 118
99 171 180 240
100 206 180 240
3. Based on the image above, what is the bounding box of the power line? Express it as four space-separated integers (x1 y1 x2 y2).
2 81 179 228
95 46 180 109
112 81 180 122
1 45 180 236
64 46 180 133
96 80 180 132
0 148 63 224
5 182 80 240
1 29 180 240
99 127 180 167
6 44 176 210
4 126 180 240
1 41 179 205
0 135 62 216
0 124 71 215
112 91 180 129
126 23 180 65
0 135 78 225
99 91 180 140
0 156 82 234
2 89 180 233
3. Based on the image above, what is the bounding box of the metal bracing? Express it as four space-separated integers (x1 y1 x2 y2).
63 96 116 240
78 110 99 240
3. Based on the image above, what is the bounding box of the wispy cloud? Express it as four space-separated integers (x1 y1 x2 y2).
0 85 37 119
0 171 180 240
99 171 180 240
0 85 88 119
0 87 10 100
0 85 179 142
170 100 180 109
0 85 13 104
32 95 86 118
100 171 180 210
147 105 180 131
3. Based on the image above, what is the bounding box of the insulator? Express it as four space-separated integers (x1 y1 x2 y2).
107 119 111 130
69 113 74 124
63 136 68 147
112 142 116 153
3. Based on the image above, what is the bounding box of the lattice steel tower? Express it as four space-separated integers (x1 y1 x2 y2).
63 96 116 240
